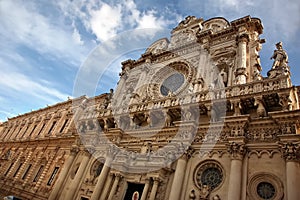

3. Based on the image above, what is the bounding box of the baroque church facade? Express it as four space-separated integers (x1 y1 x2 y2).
1 16 300 200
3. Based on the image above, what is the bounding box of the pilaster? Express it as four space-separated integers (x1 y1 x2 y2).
278 135 300 200
227 138 246 200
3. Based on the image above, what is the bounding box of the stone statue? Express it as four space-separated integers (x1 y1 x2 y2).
212 194 221 200
219 68 228 87
179 16 197 27
254 98 267 118
199 185 210 200
253 65 262 81
104 89 114 108
189 189 196 200
270 42 288 69
164 111 172 127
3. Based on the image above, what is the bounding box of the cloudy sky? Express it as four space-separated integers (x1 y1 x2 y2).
0 0 299 121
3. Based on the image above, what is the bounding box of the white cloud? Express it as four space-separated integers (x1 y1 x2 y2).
89 3 122 41
0 0 88 66
55 0 173 42
72 27 84 45
0 69 69 103
136 10 166 29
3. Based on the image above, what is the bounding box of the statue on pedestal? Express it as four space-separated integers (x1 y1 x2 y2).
270 42 288 69
268 42 290 78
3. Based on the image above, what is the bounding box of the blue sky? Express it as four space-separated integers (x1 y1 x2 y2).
0 0 300 122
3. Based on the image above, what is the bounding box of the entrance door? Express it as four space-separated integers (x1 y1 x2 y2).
123 182 144 200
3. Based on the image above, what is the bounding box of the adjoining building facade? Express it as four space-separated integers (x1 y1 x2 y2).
1 15 300 200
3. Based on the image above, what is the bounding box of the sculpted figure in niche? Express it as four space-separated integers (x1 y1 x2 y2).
254 98 267 118
164 111 172 127
253 65 263 81
270 42 288 69
219 68 228 87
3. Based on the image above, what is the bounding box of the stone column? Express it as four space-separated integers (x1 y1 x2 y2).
48 147 78 200
91 157 113 200
140 178 150 200
227 141 245 200
100 173 114 200
107 173 121 200
279 141 300 200
61 150 91 200
149 177 160 200
235 34 249 84
169 154 187 200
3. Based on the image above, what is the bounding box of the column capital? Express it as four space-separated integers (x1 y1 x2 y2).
82 149 92 157
144 177 151 184
85 147 96 154
152 177 161 184
237 33 249 43
185 147 195 159
106 144 119 159
278 141 300 161
227 142 246 160
115 173 122 177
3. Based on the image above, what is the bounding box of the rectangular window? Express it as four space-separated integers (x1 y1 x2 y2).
47 167 59 185
20 125 29 138
59 119 69 133
29 125 37 137
13 163 23 177
4 163 14 176
47 121 57 135
33 165 44 182
3 127 12 139
11 127 22 139
22 164 32 180
37 124 46 136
